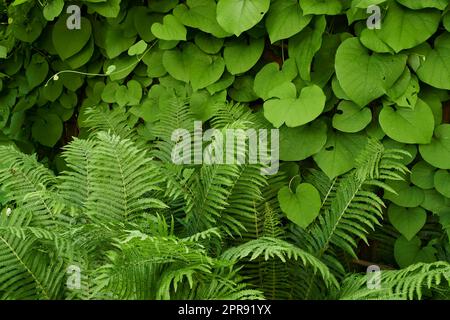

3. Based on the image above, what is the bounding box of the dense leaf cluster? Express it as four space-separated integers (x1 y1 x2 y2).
0 0 449 299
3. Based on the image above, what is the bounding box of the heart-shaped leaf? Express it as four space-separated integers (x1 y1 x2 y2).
434 170 450 198
224 37 264 75
360 28 393 54
254 60 297 100
195 33 224 54
377 1 440 53
265 0 312 43
173 0 231 38
379 99 434 144
148 0 178 12
65 37 95 69
151 15 187 41
419 124 450 169
115 86 129 107
206 72 235 94
410 161 436 189
131 7 157 42
444 11 450 32
32 113 63 147
163 43 225 91
127 80 142 106
384 179 425 208
43 0 64 21
313 131 368 179
279 120 328 161
264 85 326 128
394 236 436 268
332 101 372 133
278 183 321 229
190 90 227 121
88 0 121 18
417 34 450 90
94 21 137 59
385 68 419 108
229 76 258 102
42 76 63 102
421 189 450 213
335 37 407 106
101 82 120 103
26 54 49 89
216 0 270 36
388 204 427 241
144 53 167 78
52 16 92 60
394 236 420 268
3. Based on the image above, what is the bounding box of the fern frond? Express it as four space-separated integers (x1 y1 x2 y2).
221 237 339 290
150 96 196 163
0 146 57 227
83 107 137 142
338 262 450 300
210 102 269 130
307 139 410 258
69 132 166 223
0 211 65 299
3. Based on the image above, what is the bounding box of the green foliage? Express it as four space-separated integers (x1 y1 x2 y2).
0 0 450 300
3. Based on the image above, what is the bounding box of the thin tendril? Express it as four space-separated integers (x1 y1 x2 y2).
288 175 300 191
44 40 158 87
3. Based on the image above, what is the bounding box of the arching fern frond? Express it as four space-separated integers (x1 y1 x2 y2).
59 138 96 212
222 236 339 290
0 146 57 227
150 96 196 163
304 139 410 259
0 211 65 300
338 262 450 300
60 132 167 224
83 107 137 142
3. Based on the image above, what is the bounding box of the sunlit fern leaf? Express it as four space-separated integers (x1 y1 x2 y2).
181 227 222 243
336 274 394 300
0 211 65 299
150 96 196 163
184 164 241 234
303 168 334 201
218 164 267 237
182 107 271 236
83 107 138 142
59 137 96 211
234 168 287 242
0 145 57 227
383 261 450 300
210 102 270 130
81 132 166 223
